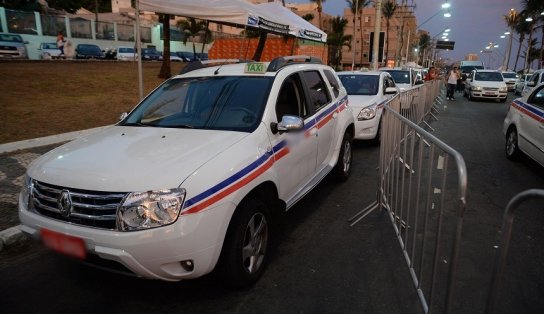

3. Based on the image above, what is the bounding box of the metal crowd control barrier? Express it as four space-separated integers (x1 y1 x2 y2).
350 82 467 314
485 189 544 314
398 80 444 130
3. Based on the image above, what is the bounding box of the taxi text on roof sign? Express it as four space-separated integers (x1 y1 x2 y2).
245 63 266 74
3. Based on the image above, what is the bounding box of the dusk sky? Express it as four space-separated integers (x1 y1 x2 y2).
291 0 535 70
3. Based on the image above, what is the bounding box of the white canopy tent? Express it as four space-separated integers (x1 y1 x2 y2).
133 0 327 99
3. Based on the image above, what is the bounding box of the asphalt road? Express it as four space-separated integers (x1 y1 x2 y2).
1 91 543 314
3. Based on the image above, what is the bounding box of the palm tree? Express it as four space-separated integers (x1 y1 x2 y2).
345 0 371 66
417 32 430 65
503 10 518 70
327 16 352 70
513 17 530 71
310 0 327 30
178 18 211 61
302 13 315 22
521 0 544 70
382 0 397 65
158 14 171 79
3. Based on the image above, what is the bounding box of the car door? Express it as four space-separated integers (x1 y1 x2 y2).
271 72 318 205
520 85 544 165
300 69 337 173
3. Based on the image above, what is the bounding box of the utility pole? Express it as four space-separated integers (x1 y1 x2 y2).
372 0 382 70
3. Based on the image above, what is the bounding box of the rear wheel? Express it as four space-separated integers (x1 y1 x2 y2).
506 127 520 160
333 131 353 181
218 198 270 288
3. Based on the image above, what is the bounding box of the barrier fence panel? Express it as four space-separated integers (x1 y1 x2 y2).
350 82 467 314
485 189 544 314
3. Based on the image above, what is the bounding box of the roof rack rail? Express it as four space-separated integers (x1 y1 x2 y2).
266 55 322 72
180 59 251 75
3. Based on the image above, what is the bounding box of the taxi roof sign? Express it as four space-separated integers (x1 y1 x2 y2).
245 63 266 74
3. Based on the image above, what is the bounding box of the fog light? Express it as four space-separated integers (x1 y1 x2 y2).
181 260 194 272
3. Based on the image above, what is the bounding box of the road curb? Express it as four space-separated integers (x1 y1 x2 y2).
0 225 25 252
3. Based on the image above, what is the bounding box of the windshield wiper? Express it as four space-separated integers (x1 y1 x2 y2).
160 124 195 129
122 122 152 127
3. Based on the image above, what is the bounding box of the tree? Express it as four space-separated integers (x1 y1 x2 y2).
310 0 327 30
302 13 315 22
345 0 371 66
159 14 172 79
178 18 211 60
513 16 530 71
521 0 544 69
382 0 397 65
417 32 430 65
503 10 518 70
327 16 352 70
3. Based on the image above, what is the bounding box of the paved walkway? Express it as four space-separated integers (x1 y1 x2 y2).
0 127 108 251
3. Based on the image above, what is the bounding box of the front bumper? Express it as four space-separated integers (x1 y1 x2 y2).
469 90 508 100
354 117 380 140
19 193 235 281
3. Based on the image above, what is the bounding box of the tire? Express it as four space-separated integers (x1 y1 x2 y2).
468 92 474 101
218 198 271 288
333 131 353 181
505 127 521 160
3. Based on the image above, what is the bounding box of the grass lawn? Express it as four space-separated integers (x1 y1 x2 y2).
0 60 186 144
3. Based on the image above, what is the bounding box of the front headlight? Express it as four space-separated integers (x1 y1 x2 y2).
19 174 33 210
499 87 508 92
117 188 186 231
357 103 377 120
471 86 482 91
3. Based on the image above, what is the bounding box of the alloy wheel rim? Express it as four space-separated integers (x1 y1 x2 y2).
343 140 352 173
507 131 516 155
242 212 268 274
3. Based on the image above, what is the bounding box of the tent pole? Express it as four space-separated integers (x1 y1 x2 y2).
135 0 143 100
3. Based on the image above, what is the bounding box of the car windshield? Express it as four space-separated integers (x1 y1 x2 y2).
502 73 517 79
43 43 58 49
119 47 134 53
143 49 158 54
0 34 23 42
79 45 101 53
383 70 411 84
122 76 273 132
338 74 379 95
475 72 504 81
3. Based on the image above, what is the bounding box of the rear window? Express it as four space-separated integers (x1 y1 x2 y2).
338 74 379 96
384 70 411 84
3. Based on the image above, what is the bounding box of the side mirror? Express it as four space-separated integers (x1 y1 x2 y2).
415 80 424 85
119 112 128 121
527 81 535 87
271 115 304 134
384 87 398 95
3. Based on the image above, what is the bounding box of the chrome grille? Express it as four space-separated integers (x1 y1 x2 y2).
30 180 127 230
483 87 499 91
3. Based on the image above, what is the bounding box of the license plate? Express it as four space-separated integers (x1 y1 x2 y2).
484 92 495 95
41 229 87 260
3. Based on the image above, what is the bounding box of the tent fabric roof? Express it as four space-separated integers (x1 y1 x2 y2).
139 0 326 42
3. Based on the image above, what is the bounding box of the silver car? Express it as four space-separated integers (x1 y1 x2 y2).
0 33 28 59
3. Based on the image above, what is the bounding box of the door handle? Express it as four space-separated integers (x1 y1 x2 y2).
332 112 338 119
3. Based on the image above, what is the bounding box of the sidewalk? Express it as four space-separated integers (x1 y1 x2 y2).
0 127 108 251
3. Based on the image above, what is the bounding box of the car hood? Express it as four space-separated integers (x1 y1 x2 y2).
347 95 383 109
42 48 61 55
28 126 248 192
472 80 507 88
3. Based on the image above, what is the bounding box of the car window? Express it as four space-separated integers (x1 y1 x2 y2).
302 71 331 111
0 34 23 42
385 70 410 84
323 70 341 98
123 76 273 132
275 74 308 121
385 76 396 88
338 74 379 96
119 47 134 53
502 73 517 79
475 72 503 81
529 85 544 109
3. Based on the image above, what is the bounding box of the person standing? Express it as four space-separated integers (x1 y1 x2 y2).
445 66 460 100
57 31 65 57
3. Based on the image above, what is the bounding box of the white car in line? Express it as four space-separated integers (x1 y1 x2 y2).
379 67 423 91
116 46 136 61
522 69 544 98
337 71 399 143
501 71 518 92
504 82 544 167
464 69 508 102
514 73 532 95
18 56 355 287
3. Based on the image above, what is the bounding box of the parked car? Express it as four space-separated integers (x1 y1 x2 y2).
142 48 162 61
170 53 183 62
18 56 355 287
514 73 532 95
0 33 28 59
337 71 399 143
75 44 104 59
116 46 136 61
379 67 422 91
195 52 208 61
522 69 544 98
176 51 194 62
503 82 544 166
38 42 61 60
464 69 508 102
501 71 518 92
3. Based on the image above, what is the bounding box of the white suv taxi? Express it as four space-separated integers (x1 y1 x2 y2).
337 71 399 143
504 82 544 166
19 56 355 286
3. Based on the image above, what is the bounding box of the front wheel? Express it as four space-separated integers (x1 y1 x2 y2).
333 131 353 181
505 127 521 160
218 198 271 288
